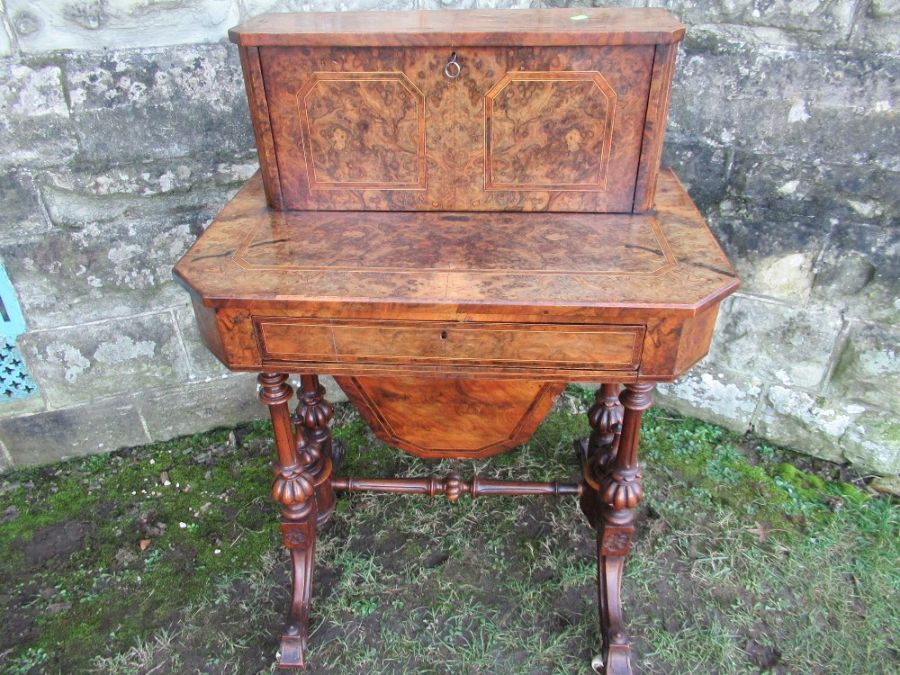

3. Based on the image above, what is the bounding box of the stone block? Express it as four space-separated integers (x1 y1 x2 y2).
288 375 348 405
707 295 842 389
0 169 51 247
0 60 68 117
669 93 897 173
710 222 821 304
849 0 900 53
1 219 201 332
140 374 347 444
742 252 815 303
759 165 894 232
0 60 78 169
830 322 900 411
714 212 887 306
242 0 420 14
656 365 762 433
64 44 253 163
661 154 828 300
650 0 858 48
7 0 239 53
812 222 900 325
0 440 11 473
0 398 150 467
138 374 263 442
0 23 12 57
668 142 894 223
677 30 897 113
420 0 534 8
664 142 897 305
173 304 231 380
138 371 348 443
754 385 862 464
721 150 898 226
842 409 900 475
0 156 257 330
663 142 732 212
37 155 258 211
0 393 47 421
17 312 191 408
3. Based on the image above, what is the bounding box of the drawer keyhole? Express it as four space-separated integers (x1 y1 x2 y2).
443 52 461 80
440 330 448 340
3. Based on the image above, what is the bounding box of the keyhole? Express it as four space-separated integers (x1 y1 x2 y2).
440 330 448 340
444 52 461 80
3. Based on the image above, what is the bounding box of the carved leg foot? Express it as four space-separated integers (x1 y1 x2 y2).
580 383 653 675
595 529 635 674
259 373 320 670
277 498 317 668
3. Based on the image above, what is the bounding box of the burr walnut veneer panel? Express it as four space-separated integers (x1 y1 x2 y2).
232 8 683 212
255 319 643 371
336 376 564 459
174 170 736 318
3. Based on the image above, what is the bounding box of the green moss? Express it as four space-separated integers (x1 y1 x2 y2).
864 417 900 444
833 481 868 506
0 421 282 671
0 398 894 674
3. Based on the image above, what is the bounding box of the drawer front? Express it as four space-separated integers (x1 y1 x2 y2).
254 319 644 371
258 45 654 212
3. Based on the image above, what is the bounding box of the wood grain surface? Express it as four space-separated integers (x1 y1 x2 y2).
174 170 737 317
296 72 426 190
239 47 284 209
335 375 564 458
632 43 677 212
174 170 736 381
255 318 643 371
229 8 685 48
485 71 617 191
259 44 654 211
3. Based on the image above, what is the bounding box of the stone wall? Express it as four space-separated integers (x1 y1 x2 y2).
0 0 896 475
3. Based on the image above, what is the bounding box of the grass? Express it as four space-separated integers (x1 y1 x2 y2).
0 386 896 674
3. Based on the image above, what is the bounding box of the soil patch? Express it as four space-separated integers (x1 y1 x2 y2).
24 521 91 567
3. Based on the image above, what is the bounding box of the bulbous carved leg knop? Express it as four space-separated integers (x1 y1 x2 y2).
588 383 625 472
293 375 336 528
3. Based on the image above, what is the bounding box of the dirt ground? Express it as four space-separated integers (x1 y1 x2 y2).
0 389 897 674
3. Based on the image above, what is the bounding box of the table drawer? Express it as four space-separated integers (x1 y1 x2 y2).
254 319 644 371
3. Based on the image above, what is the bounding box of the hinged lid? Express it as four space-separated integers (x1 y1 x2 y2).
229 8 685 48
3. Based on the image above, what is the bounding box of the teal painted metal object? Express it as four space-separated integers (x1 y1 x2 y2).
0 264 38 402
0 265 26 339
1 337 38 401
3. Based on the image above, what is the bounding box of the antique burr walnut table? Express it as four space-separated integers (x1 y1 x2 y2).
173 8 739 673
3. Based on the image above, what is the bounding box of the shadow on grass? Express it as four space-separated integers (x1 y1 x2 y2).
0 387 896 674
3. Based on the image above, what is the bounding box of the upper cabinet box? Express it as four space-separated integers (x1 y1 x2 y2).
230 8 684 213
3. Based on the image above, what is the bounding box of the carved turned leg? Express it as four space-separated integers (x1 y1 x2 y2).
294 375 336 529
580 383 653 675
259 373 320 669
